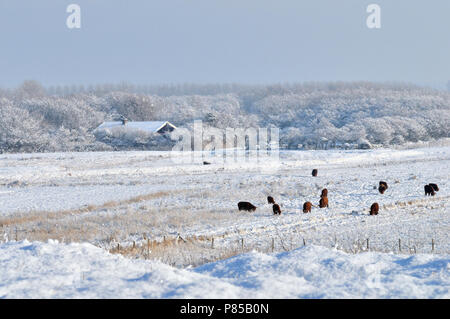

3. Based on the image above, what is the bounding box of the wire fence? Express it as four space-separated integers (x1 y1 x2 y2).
97 231 448 268
2 225 447 268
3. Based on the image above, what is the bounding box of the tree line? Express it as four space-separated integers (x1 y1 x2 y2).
0 80 448 153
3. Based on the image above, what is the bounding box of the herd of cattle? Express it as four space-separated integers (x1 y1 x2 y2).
237 169 440 216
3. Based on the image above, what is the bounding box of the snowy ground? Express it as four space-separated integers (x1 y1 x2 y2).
0 240 448 298
0 146 448 267
0 146 449 298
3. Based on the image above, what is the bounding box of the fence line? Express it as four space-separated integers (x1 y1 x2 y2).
0 229 443 266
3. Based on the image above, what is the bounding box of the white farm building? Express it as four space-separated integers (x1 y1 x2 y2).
95 120 177 134
94 120 177 149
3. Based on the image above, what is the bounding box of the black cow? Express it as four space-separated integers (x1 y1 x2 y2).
238 201 257 212
424 185 435 196
429 183 439 192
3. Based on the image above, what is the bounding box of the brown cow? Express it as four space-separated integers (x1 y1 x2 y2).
319 196 329 208
424 185 435 196
267 196 275 204
429 183 439 192
321 188 328 198
370 203 379 215
312 169 318 177
378 184 387 194
238 201 257 212
272 203 281 215
303 201 312 213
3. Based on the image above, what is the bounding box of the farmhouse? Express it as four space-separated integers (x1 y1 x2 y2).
95 120 177 134
93 119 178 149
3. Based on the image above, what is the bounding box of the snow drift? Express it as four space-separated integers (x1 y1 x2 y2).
0 240 448 298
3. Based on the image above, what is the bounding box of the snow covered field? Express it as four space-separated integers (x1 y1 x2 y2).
0 240 448 298
0 146 449 297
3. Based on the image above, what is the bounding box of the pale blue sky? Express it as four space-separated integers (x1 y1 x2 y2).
0 0 449 88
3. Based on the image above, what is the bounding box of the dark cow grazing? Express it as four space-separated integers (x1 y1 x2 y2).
319 196 329 208
267 196 275 204
303 201 312 213
312 169 318 177
272 203 281 215
429 183 439 192
370 203 379 215
203 161 211 165
424 185 435 196
238 201 257 212
378 184 387 194
321 188 328 198
379 181 388 189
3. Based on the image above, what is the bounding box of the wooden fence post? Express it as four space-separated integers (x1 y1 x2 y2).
366 239 369 251
398 239 401 252
432 239 435 252
271 238 274 252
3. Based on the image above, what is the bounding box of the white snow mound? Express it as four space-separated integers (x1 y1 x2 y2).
0 240 448 298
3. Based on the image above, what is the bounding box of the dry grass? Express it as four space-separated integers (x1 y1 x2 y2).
1 206 237 244
107 235 256 267
0 190 181 228
1 170 446 267
0 183 245 253
382 195 449 210
103 231 438 268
